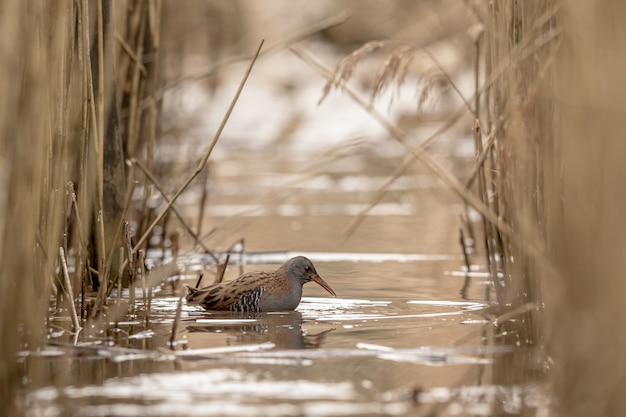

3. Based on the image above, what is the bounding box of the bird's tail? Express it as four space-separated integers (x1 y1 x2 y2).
184 284 201 303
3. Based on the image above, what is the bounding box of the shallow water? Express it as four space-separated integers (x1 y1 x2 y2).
21 154 545 416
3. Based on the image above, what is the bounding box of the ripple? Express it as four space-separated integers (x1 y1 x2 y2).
25 369 364 417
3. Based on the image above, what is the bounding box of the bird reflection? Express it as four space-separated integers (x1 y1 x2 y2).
185 310 334 349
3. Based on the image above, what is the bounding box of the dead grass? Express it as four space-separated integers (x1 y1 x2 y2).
302 1 626 415
0 1 164 413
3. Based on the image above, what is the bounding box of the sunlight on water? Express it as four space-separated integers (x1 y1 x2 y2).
406 300 486 307
25 369 371 417
25 371 547 417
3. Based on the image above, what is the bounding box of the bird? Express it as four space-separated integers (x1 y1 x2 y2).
185 256 336 312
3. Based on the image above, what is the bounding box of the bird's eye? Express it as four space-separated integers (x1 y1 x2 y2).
305 266 311 271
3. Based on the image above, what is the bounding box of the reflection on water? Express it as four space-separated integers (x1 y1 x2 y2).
185 311 334 349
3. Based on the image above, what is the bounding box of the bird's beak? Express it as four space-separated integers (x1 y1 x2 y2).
311 274 337 297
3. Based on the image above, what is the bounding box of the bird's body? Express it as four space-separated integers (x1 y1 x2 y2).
185 256 336 312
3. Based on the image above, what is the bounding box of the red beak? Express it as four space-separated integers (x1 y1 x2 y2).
311 274 337 297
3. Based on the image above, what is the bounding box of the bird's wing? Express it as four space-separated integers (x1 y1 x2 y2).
230 286 265 312
184 283 222 304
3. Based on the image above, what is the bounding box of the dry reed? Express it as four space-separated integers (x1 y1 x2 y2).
545 3 626 415
481 1 625 415
297 1 626 415
0 1 164 414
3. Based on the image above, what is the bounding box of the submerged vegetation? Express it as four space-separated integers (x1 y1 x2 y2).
1 1 625 416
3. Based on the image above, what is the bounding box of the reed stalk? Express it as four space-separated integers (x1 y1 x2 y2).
0 2 167 411
131 158 216 255
170 288 184 349
59 247 80 332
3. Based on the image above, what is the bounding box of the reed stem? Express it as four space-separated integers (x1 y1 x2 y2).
59 247 80 332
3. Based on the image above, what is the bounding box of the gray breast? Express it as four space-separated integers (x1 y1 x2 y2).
258 284 303 311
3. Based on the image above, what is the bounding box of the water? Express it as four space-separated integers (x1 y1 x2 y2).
19 46 546 416
20 156 544 415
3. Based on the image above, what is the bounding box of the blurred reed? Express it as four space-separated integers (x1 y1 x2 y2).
486 1 626 416
0 1 163 414
483 1 560 391
483 1 626 415
547 3 626 415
